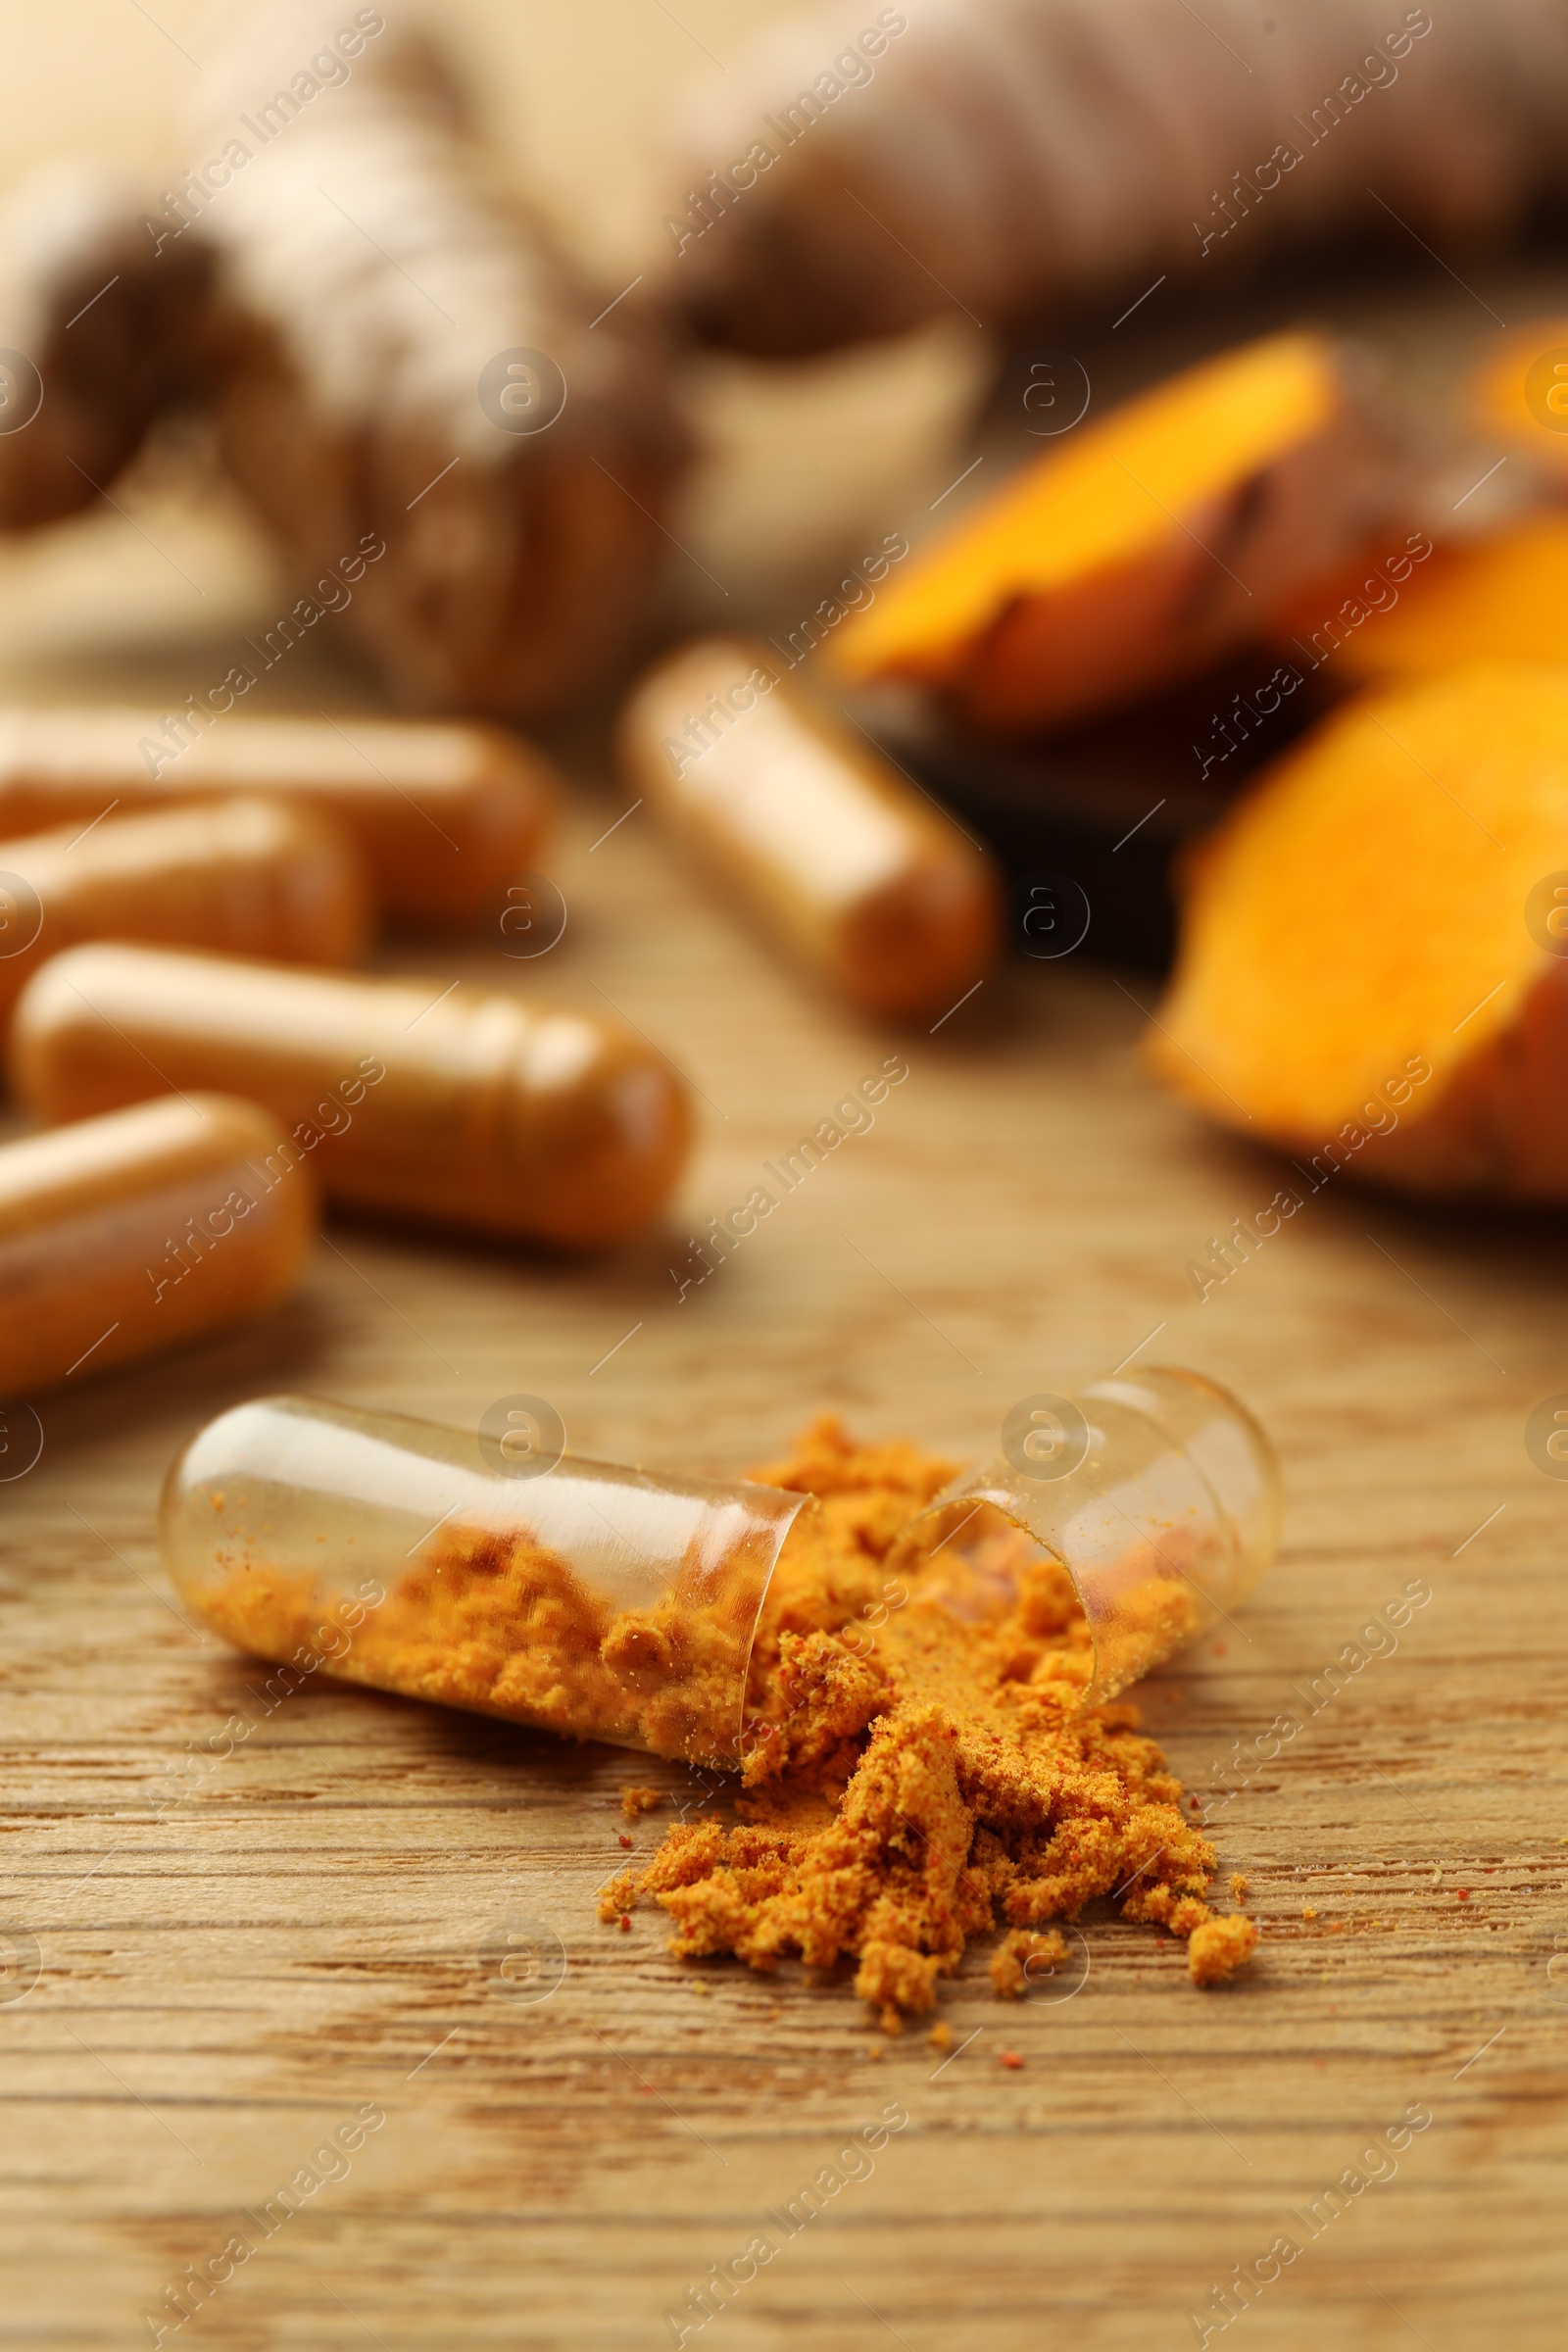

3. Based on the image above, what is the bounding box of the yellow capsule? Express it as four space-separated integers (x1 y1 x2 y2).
0 797 368 1028
0 709 556 924
10 944 693 1249
619 637 1000 1017
0 1093 317 1395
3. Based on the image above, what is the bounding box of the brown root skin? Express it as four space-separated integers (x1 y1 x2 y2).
182 7 689 721
0 171 215 531
659 1 1555 361
0 9 688 721
829 332 1398 737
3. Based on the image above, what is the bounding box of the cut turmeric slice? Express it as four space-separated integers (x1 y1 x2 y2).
1149 663 1568 1200
1270 513 1568 683
829 331 1391 733
1471 318 1568 474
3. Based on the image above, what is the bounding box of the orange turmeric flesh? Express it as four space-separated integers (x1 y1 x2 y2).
829 330 1388 733
1271 513 1568 682
1149 662 1568 1200
1471 318 1568 473
605 1418 1255 2011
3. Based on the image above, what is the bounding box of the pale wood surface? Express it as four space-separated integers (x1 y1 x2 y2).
5 732 1568 2352
0 6 1566 2333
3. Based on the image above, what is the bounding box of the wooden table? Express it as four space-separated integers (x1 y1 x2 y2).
4 284 1568 2352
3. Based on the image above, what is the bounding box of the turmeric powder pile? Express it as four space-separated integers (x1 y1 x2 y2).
191 1415 1253 2008
602 1418 1256 2011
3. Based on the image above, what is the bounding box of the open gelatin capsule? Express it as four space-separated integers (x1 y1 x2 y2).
887 1367 1282 1702
159 1370 1278 1767
159 1396 814 1766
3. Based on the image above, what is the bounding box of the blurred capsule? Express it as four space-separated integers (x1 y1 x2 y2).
0 797 368 1027
619 637 1000 1018
0 1093 316 1394
10 944 693 1249
0 709 556 924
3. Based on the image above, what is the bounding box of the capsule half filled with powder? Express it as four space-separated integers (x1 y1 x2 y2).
0 708 555 924
10 944 693 1247
0 797 368 1026
0 1094 317 1394
619 638 1000 1018
887 1367 1282 1704
159 1396 813 1764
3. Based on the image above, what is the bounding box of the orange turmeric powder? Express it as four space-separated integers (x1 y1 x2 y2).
193 1515 763 1766
192 1415 1255 2010
601 1417 1256 2009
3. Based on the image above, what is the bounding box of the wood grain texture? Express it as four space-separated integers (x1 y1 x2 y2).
3 753 1567 2352
1 195 1567 2348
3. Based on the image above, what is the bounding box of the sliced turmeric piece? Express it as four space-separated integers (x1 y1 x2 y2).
1471 318 1568 474
829 331 1391 733
1149 663 1568 1200
1271 513 1568 683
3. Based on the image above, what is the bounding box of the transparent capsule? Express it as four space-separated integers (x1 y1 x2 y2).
159 1396 814 1766
159 1370 1279 1769
889 1367 1282 1702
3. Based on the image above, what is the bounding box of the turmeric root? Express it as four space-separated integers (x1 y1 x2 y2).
1149 663 1568 1200
0 3 687 721
1270 513 1568 685
660 0 1568 358
0 168 211 529
829 332 1394 733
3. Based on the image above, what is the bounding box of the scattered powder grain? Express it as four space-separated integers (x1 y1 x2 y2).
608 1417 1256 2013
1188 1913 1259 1984
990 1928 1067 2000
621 1787 664 1820
1229 1872 1250 1902
926 2020 955 2052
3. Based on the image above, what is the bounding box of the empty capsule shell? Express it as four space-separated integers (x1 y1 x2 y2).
0 797 368 1026
619 637 1000 1017
0 1093 317 1394
0 708 556 923
9 944 693 1248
